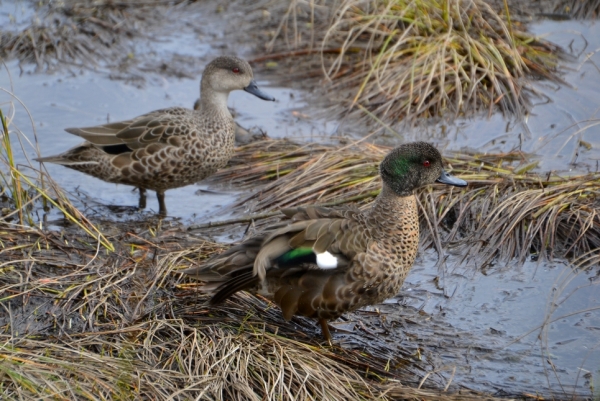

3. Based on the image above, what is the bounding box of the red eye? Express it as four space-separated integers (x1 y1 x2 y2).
423 160 431 167
232 67 240 73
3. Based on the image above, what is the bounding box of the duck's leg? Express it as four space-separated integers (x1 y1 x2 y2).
138 188 147 209
156 191 167 217
319 318 332 346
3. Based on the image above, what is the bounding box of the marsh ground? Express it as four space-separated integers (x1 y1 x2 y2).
1 0 599 399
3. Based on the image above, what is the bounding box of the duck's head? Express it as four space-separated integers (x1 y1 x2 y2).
201 56 275 101
380 142 467 196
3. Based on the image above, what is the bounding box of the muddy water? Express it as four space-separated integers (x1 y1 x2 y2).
1 3 599 398
385 251 600 396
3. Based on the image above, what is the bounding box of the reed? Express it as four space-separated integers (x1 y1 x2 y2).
0 100 113 249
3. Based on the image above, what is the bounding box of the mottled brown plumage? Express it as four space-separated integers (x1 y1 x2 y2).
36 56 275 216
183 142 468 342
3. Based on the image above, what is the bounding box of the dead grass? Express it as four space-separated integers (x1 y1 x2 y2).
552 0 600 18
1 2 597 399
2 129 597 398
1 215 510 400
0 0 191 75
0 100 112 249
205 138 600 269
256 0 564 123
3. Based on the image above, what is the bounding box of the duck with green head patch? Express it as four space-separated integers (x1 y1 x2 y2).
183 142 467 343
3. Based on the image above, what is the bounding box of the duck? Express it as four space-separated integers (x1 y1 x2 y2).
36 56 275 216
183 142 467 343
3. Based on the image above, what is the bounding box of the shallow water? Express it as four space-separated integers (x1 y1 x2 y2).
1 2 599 398
395 250 600 396
0 60 326 220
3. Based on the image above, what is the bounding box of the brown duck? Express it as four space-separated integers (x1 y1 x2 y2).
183 142 467 342
36 56 275 216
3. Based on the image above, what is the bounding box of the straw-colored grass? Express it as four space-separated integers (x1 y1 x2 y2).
0 104 112 249
2 128 596 399
0 204 593 400
204 138 600 269
0 212 507 400
553 0 600 18
0 0 189 73
2 2 596 399
258 0 563 122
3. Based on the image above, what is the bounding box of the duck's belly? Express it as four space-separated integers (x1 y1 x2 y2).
261 267 406 321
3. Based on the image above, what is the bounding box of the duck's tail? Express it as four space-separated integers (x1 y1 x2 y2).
35 154 99 166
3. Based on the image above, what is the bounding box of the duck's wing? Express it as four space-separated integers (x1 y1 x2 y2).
183 205 371 302
254 206 368 277
65 107 190 150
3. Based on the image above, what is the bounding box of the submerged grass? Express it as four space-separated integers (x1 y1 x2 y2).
259 0 564 123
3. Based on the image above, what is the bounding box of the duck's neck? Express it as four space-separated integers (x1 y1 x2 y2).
198 85 232 118
366 185 419 238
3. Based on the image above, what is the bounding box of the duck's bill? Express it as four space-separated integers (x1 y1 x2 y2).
244 80 276 101
436 170 467 187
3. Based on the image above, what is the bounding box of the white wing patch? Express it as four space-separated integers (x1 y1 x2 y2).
316 251 338 269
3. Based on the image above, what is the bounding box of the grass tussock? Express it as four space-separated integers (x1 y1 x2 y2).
0 219 505 400
0 102 112 248
205 138 600 269
261 0 563 122
0 0 188 73
553 0 600 19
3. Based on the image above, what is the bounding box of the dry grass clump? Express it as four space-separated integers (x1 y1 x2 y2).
0 215 504 400
552 0 600 18
260 0 563 122
206 138 600 269
0 0 187 72
0 338 172 399
0 106 112 248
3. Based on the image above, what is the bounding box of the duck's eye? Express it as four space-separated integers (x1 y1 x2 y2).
423 160 431 167
232 67 240 73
